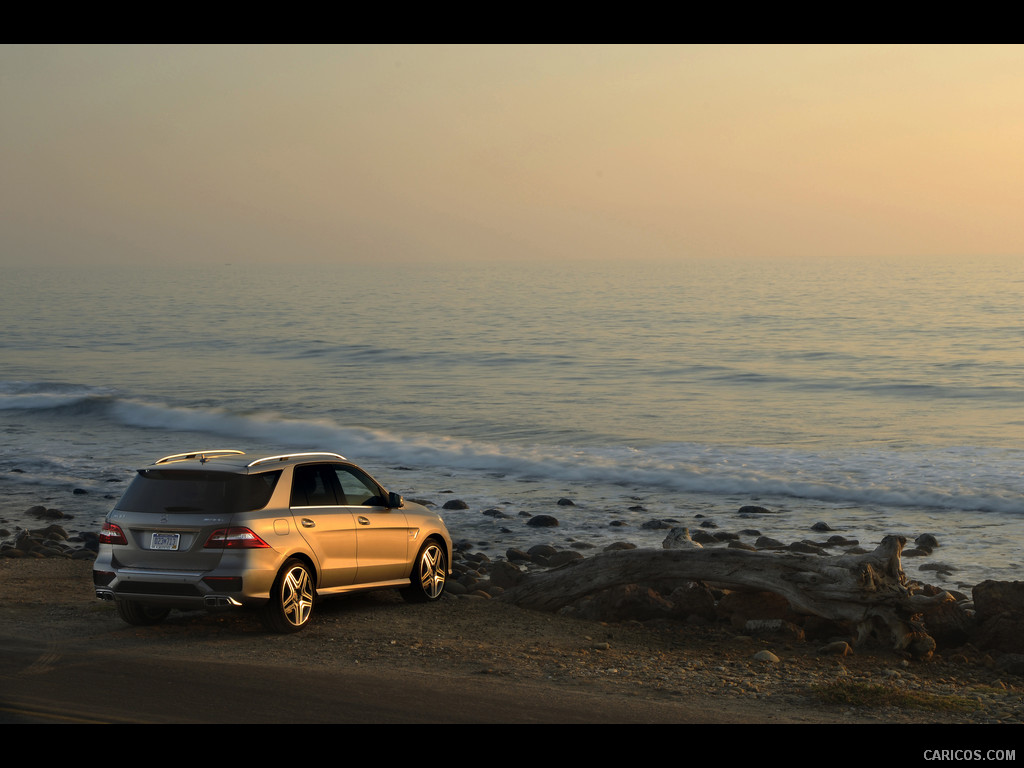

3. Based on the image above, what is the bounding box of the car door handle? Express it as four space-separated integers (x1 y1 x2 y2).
301 518 316 528
357 516 371 526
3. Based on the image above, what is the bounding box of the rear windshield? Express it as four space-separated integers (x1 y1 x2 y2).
117 470 281 514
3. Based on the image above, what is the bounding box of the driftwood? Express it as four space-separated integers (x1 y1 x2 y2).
501 535 954 656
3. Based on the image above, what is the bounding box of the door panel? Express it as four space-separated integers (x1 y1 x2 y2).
333 465 410 583
289 464 357 587
354 509 410 582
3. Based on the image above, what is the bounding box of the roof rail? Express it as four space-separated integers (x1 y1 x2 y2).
247 452 347 468
155 449 246 465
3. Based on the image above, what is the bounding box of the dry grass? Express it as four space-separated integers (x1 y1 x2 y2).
811 679 983 713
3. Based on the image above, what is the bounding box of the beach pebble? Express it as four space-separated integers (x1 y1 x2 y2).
487 560 525 588
526 514 559 527
826 535 859 547
641 519 674 530
727 541 757 551
738 505 775 514
546 550 584 567
527 544 556 556
663 528 703 550
819 641 854 656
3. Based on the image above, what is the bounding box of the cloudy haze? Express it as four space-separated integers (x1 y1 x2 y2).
3 44 1023 266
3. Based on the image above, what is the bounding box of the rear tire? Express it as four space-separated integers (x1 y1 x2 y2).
117 600 170 626
401 540 447 603
262 559 315 633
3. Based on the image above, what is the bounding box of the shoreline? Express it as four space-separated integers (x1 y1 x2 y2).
2 526 1023 724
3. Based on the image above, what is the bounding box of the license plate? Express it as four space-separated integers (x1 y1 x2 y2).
151 532 180 551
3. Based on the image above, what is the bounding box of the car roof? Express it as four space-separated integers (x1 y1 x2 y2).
145 450 349 473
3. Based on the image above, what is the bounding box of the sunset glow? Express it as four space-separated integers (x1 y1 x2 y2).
4 44 1023 266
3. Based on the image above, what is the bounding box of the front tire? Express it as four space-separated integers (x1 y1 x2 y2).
117 600 170 626
402 540 447 603
262 559 316 633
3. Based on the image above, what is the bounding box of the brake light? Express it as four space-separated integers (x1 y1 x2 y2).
204 527 270 549
99 521 127 545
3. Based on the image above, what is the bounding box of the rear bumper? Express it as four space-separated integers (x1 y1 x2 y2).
92 556 279 609
94 586 249 609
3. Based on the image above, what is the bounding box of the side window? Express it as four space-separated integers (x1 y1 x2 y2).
290 465 339 507
332 466 384 507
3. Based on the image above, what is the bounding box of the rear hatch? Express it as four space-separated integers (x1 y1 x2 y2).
110 468 280 571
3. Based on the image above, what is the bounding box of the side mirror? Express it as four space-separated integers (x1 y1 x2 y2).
388 491 404 509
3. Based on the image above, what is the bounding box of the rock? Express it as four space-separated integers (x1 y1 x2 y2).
27 506 67 520
546 550 584 567
727 540 757 552
811 522 833 531
752 650 780 663
482 508 510 518
995 654 1024 676
527 544 558 558
690 530 718 544
920 597 973 649
819 641 854 656
920 562 956 573
915 533 940 551
506 548 532 563
487 560 525 589
738 505 775 514
974 581 1024 620
826 535 859 547
444 580 468 596
556 498 575 506
641 519 674 530
754 536 786 550
442 499 469 510
972 581 1024 654
526 515 559 527
662 528 703 550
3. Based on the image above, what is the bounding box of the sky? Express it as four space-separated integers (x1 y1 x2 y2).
3 44 1024 267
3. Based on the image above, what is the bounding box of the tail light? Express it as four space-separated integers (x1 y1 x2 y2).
204 527 270 549
99 521 127 545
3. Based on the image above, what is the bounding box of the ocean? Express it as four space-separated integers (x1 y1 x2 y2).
2 255 1022 590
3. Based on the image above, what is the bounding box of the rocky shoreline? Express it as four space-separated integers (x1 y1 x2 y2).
3 498 1024 724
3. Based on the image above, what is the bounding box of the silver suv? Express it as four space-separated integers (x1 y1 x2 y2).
93 450 453 632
